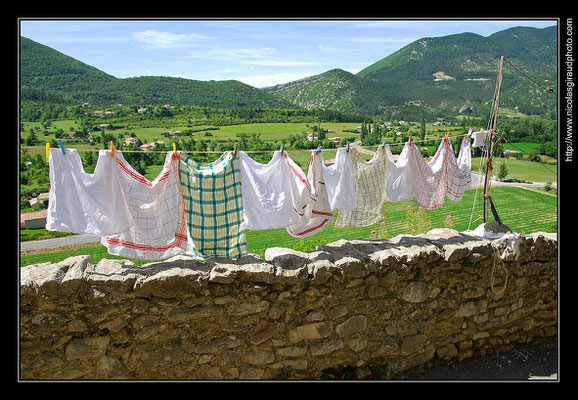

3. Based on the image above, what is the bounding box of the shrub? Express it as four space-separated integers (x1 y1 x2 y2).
405 205 433 235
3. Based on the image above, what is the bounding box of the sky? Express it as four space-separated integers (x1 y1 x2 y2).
19 19 558 88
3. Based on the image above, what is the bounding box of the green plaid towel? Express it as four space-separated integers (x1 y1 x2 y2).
178 151 247 260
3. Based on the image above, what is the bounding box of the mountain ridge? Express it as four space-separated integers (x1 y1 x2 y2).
20 25 557 119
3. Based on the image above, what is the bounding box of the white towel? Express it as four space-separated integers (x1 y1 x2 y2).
385 143 416 203
410 141 448 210
446 135 472 202
321 148 357 210
101 151 187 260
46 148 133 236
286 150 334 237
335 145 388 228
472 129 489 148
239 151 314 230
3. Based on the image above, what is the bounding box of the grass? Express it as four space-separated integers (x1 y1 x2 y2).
471 157 557 182
20 186 557 267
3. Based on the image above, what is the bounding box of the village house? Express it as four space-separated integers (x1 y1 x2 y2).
139 143 154 151
20 209 47 229
139 141 167 151
124 137 140 146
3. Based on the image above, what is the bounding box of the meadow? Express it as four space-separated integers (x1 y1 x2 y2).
20 186 557 267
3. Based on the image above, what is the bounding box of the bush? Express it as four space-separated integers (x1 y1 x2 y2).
405 205 432 235
292 238 327 252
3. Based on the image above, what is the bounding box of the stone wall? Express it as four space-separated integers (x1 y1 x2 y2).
19 229 557 380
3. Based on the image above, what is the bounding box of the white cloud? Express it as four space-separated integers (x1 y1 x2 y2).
235 71 317 88
246 60 320 67
345 36 417 44
133 30 209 49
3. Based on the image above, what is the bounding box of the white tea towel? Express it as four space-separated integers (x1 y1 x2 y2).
46 148 132 236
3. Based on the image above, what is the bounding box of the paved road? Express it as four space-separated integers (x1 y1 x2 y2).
20 234 101 252
402 338 558 381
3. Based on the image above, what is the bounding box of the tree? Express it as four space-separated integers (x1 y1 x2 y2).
497 162 508 181
420 117 426 140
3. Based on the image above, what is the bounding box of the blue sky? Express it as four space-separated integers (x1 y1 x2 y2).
20 19 557 88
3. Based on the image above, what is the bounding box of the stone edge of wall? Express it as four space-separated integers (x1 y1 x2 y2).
20 229 558 297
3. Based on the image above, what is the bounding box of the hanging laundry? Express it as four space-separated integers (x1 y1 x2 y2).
286 149 334 237
446 134 472 202
101 151 187 260
238 150 314 230
471 128 489 148
321 147 357 210
46 148 133 236
335 145 387 228
384 142 416 203
178 151 246 260
409 140 448 210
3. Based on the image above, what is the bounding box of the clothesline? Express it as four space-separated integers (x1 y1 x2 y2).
22 132 471 154
44 133 474 261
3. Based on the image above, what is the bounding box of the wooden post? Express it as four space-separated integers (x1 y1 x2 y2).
482 56 504 223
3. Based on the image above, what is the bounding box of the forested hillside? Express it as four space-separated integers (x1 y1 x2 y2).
20 37 293 108
20 25 557 119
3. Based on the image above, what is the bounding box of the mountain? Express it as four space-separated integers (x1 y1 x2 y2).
268 26 557 119
357 26 557 117
20 26 557 118
262 68 404 116
19 37 294 108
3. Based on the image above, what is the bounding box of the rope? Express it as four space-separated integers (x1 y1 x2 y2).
503 57 556 95
490 243 509 296
21 132 471 154
503 141 557 176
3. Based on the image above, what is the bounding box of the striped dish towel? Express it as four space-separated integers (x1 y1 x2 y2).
335 145 387 228
102 151 187 260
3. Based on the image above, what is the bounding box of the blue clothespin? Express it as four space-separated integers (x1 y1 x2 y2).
280 143 284 154
57 139 66 155
346 140 350 152
316 145 322 154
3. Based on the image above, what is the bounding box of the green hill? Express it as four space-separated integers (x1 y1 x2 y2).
20 26 557 118
20 37 293 108
267 26 556 119
262 68 404 116
356 26 557 117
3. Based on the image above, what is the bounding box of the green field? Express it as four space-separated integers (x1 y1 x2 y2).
21 120 361 151
472 157 557 182
20 186 557 267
